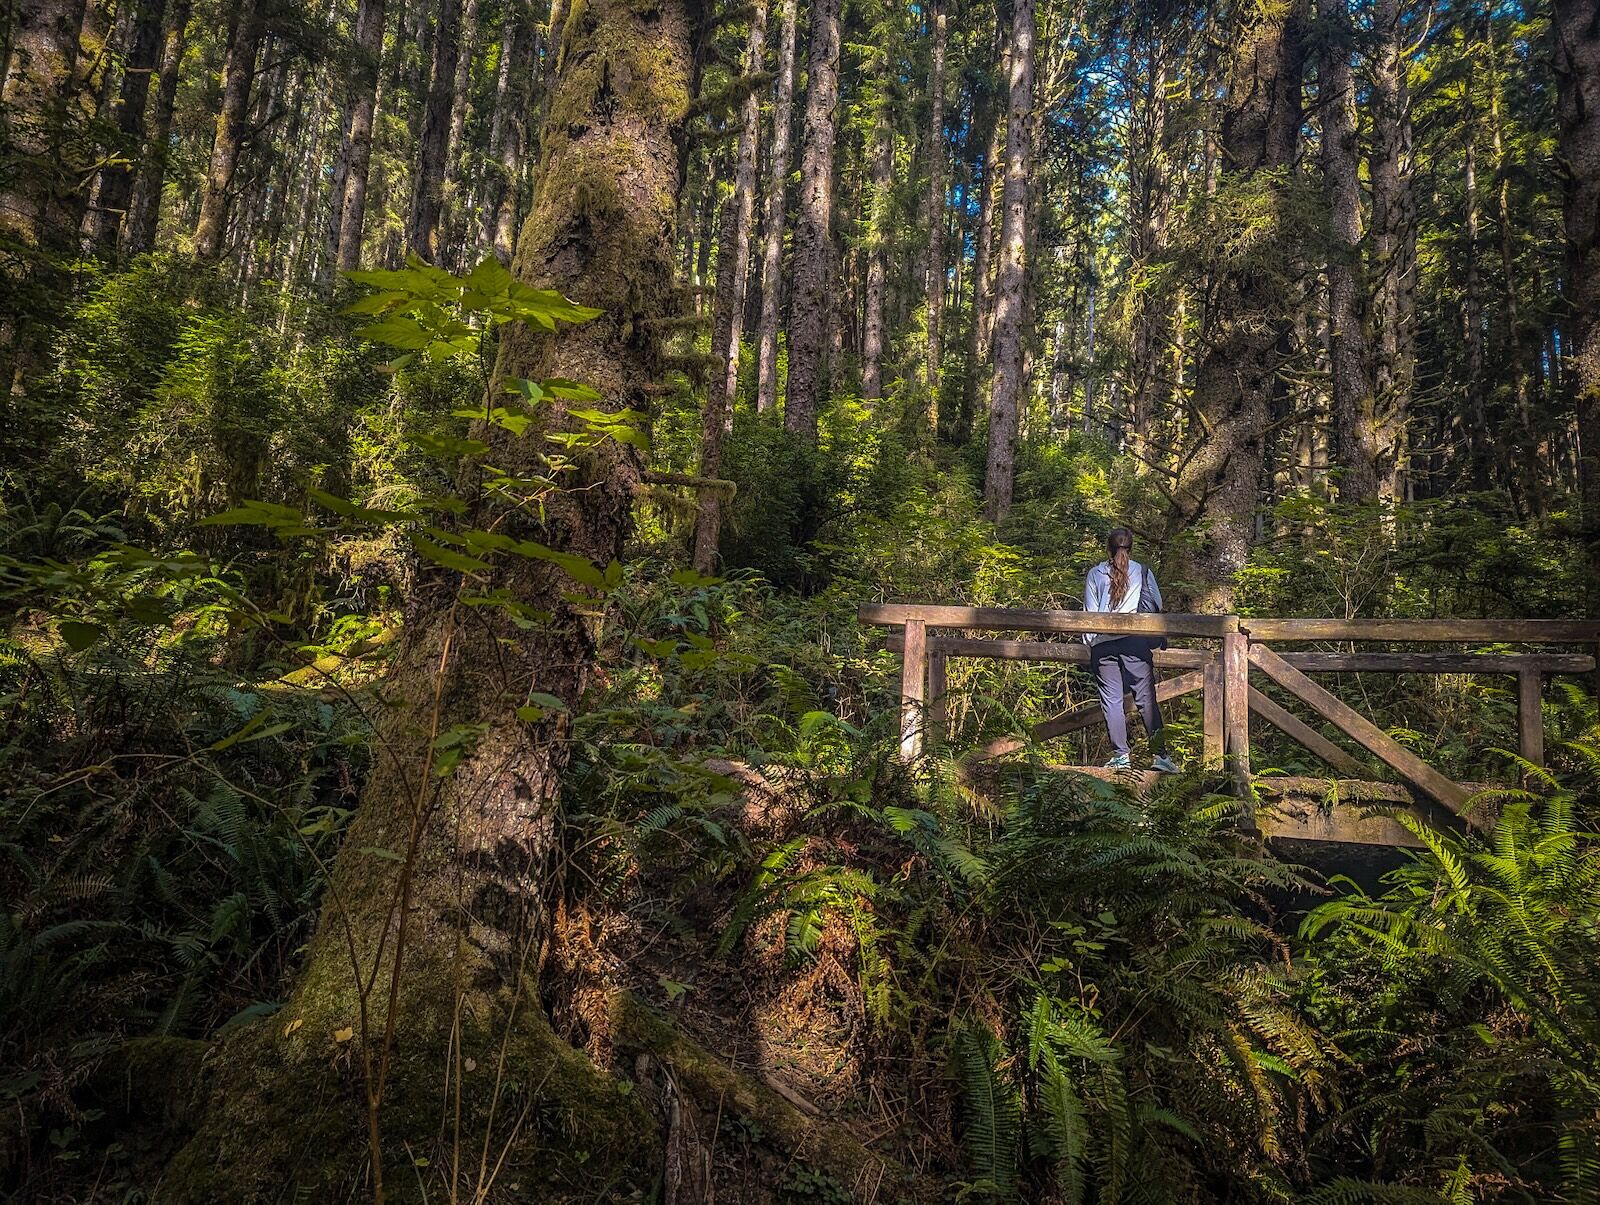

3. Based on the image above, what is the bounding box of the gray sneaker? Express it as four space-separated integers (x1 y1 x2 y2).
1151 755 1180 773
1104 752 1131 769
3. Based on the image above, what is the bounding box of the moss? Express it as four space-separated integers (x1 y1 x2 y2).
158 1000 660 1203
90 1036 211 1134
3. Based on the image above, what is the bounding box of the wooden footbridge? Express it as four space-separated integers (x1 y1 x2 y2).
861 603 1600 847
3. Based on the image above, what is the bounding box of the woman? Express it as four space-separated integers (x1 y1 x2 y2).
1083 528 1178 771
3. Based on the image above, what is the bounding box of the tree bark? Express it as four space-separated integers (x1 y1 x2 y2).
860 80 893 402
1462 94 1490 491
960 33 1002 441
193 0 265 261
1556 0 1600 603
406 0 463 262
1126 38 1169 461
444 0 480 175
1169 0 1304 611
783 0 841 443
922 0 947 422
161 0 694 1195
694 0 766 572
1316 0 1379 505
334 0 388 273
982 0 1035 523
754 0 797 414
0 0 90 388
1368 0 1414 505
482 0 530 262
92 0 165 252
123 0 191 255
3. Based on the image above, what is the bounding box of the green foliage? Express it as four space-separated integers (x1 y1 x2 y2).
0 621 364 1143
1300 779 1600 1198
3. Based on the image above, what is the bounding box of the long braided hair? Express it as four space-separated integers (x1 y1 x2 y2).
1107 527 1135 607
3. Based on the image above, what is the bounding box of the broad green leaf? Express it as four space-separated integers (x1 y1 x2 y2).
463 255 513 296
58 620 105 652
542 377 603 402
411 536 490 574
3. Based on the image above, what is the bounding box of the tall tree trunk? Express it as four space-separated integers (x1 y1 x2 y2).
1462 97 1490 491
754 0 797 414
922 0 946 420
860 82 893 402
783 0 841 442
982 0 1034 523
444 0 479 174
406 0 463 262
960 39 1001 441
694 0 766 572
160 0 695 1195
123 0 190 255
193 0 265 260
1 0 91 388
440 0 480 265
92 0 165 251
1487 25 1539 513
1127 39 1169 461
483 0 528 262
1317 0 1379 505
1170 0 1304 611
1368 0 1413 505
335 0 387 273
1556 0 1600 602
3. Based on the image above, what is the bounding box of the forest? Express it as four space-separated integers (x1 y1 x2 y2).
4 0 1600 1197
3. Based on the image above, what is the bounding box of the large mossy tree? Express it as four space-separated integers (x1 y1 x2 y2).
159 0 698 1196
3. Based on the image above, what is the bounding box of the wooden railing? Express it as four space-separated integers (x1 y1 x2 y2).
860 603 1600 844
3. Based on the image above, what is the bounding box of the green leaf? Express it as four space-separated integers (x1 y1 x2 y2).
58 620 105 652
306 488 411 523
505 378 546 405
209 710 294 751
451 406 533 436
407 432 490 461
355 316 436 350
463 255 513 296
197 500 307 528
411 536 490 574
670 568 723 588
341 291 408 315
542 377 603 402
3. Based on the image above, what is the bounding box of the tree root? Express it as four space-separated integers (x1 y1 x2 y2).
609 990 938 1202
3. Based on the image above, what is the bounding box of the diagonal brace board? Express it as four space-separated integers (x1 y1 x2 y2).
1247 686 1367 777
964 670 1206 764
1248 643 1478 825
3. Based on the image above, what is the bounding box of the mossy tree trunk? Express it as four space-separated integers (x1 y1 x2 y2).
161 0 696 1197
1556 0 1600 607
753 0 797 415
1317 0 1379 506
192 0 264 261
783 0 841 442
1169 0 1304 612
0 0 90 390
982 0 1035 523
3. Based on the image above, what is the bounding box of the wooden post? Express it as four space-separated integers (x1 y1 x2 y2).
1223 632 1251 785
1518 669 1544 769
1202 656 1224 769
900 619 927 760
926 650 947 748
